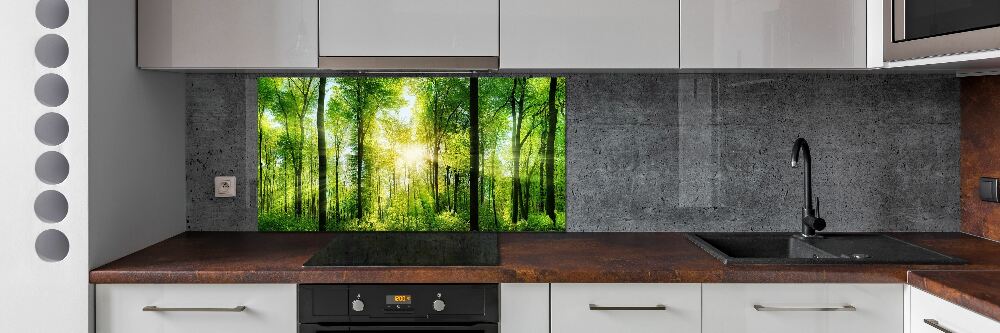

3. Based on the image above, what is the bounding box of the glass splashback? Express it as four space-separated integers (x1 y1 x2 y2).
257 77 566 232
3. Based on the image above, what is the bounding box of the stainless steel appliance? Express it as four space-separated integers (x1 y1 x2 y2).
299 284 499 332
885 0 1000 61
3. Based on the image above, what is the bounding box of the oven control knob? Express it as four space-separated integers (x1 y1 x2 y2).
432 299 446 312
351 299 365 312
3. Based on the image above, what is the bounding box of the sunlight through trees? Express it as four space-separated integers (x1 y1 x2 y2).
257 77 566 232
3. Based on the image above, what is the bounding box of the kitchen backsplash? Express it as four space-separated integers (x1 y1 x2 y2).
960 75 1000 242
187 73 960 232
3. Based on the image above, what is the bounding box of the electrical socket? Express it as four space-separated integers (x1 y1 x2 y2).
215 176 236 198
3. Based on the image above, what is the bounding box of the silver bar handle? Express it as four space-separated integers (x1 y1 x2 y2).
923 319 955 333
589 304 667 311
753 304 856 312
143 306 247 312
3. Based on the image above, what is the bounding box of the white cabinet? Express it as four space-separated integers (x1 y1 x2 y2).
550 283 700 333
910 287 1000 333
702 284 903 333
319 0 499 57
137 0 318 69
681 0 877 68
96 284 297 333
500 0 680 69
500 284 549 333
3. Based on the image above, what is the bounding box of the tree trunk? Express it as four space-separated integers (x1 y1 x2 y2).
335 141 341 226
279 87 291 214
443 166 450 211
479 147 485 206
258 105 264 214
545 77 557 223
469 77 480 231
510 79 522 224
453 172 460 213
516 79 529 221
355 81 365 222
316 77 328 231
431 81 441 213
294 78 314 218
490 149 499 229
539 155 544 211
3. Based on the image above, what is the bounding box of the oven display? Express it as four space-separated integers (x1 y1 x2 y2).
386 295 412 305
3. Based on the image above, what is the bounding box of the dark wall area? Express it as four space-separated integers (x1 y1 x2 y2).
186 73 961 232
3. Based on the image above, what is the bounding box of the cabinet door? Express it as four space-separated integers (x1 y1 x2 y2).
319 0 499 57
500 284 549 333
500 0 680 69
138 0 318 69
910 287 1000 333
96 284 297 333
681 0 868 68
702 284 903 333
550 283 700 333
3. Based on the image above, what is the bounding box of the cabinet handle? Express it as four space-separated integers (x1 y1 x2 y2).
142 306 247 312
923 319 955 333
753 304 856 312
589 304 667 311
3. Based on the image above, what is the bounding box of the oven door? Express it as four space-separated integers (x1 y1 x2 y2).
885 0 1000 61
300 323 498 333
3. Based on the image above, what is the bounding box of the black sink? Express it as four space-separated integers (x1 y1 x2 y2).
687 233 966 265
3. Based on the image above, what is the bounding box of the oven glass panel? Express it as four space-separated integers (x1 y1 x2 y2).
903 0 1000 40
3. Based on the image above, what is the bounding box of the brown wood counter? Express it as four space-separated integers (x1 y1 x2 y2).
908 270 1000 322
90 232 1000 285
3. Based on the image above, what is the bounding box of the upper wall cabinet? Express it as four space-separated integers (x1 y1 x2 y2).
137 0 318 69
318 0 500 70
500 0 681 70
681 0 879 69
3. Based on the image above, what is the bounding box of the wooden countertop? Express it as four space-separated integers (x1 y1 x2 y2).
91 232 1000 284
89 232 1000 320
908 270 1000 322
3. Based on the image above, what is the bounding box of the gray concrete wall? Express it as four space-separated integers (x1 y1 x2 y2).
186 73 960 232
186 74 257 231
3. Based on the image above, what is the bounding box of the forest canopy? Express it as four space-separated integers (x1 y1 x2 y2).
257 77 566 232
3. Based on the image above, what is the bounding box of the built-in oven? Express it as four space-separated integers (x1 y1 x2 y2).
885 0 1000 61
299 284 498 333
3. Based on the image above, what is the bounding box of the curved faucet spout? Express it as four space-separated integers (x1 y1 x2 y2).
791 138 813 212
791 138 824 237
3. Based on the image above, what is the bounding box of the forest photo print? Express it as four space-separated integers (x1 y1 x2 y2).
257 77 566 232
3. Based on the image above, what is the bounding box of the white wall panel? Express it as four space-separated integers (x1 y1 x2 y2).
0 0 90 331
89 0 186 271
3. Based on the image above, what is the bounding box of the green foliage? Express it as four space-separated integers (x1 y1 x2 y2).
257 77 567 232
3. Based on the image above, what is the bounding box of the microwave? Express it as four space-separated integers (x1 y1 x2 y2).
884 0 1000 62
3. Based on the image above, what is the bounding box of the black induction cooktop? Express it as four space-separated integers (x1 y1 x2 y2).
303 232 500 266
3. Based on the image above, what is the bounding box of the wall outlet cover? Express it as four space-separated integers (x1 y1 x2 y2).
979 177 999 202
215 176 236 198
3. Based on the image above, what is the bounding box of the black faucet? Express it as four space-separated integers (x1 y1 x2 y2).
791 138 826 237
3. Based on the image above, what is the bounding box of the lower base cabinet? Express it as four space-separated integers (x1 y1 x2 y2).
909 287 1000 333
95 282 998 333
96 284 297 333
500 283 549 333
702 284 903 333
550 283 701 333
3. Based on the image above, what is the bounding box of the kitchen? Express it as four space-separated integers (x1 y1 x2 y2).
2 0 1000 332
